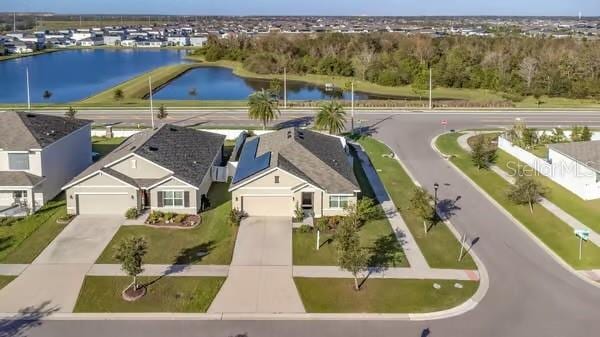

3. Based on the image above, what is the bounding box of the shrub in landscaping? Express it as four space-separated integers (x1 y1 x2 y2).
315 217 330 232
125 208 139 220
228 208 245 226
163 212 176 223
173 214 187 224
146 211 164 224
298 224 313 233
294 203 304 222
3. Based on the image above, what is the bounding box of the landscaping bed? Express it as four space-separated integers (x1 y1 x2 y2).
294 278 478 313
436 132 600 269
358 137 477 270
96 182 237 265
145 211 201 229
74 276 225 312
0 197 68 264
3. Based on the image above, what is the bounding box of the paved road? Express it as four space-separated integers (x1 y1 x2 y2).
3 109 600 337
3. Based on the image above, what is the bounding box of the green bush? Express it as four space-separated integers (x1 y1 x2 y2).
146 211 164 224
298 224 313 233
125 208 139 220
228 208 245 226
173 214 187 223
294 203 304 222
163 212 176 222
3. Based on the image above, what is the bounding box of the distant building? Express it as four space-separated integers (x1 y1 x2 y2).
103 35 122 46
167 35 189 46
78 37 105 47
189 36 208 47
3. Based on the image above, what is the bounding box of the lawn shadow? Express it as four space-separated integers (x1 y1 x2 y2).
0 301 59 337
171 240 216 266
318 237 333 249
0 235 14 253
368 232 405 273
436 196 462 221
204 183 231 210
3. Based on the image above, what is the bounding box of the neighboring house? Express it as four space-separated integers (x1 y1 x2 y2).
63 124 226 216
121 39 137 47
137 39 166 48
103 34 122 46
78 37 105 47
167 36 189 46
229 128 360 217
0 112 92 215
547 141 600 200
189 36 208 47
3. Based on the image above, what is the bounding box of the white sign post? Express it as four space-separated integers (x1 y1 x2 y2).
316 230 320 251
458 233 467 262
574 229 590 260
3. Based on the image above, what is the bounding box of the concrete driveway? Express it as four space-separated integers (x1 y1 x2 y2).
0 215 122 313
209 217 305 313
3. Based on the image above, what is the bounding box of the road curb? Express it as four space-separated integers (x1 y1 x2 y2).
431 132 600 290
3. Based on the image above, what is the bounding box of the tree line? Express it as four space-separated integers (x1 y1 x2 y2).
195 33 600 100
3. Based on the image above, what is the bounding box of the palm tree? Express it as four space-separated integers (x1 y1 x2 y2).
248 89 280 130
315 101 347 134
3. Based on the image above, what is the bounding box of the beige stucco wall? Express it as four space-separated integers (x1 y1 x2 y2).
0 150 42 176
322 192 358 217
65 172 138 215
110 154 171 179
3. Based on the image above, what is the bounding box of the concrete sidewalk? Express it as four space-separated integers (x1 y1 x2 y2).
458 132 600 247
88 264 229 277
354 144 430 269
293 266 479 281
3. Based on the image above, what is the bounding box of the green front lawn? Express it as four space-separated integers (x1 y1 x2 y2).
74 276 224 312
294 278 478 313
292 144 408 268
0 197 68 263
92 137 126 159
96 182 236 265
358 137 476 270
0 276 15 290
436 132 600 269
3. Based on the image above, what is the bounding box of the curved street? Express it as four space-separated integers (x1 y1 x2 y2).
4 110 600 337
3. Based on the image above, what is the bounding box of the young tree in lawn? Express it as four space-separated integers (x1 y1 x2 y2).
65 106 77 119
409 187 435 234
114 236 148 293
315 100 347 135
335 219 368 291
156 104 168 120
248 89 280 130
471 136 498 170
507 174 548 214
344 197 382 228
114 88 124 101
581 126 592 141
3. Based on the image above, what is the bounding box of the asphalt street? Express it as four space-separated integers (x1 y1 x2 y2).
3 109 600 337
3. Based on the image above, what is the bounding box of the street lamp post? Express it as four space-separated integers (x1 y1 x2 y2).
433 182 439 211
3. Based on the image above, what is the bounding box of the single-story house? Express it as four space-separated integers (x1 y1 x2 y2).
0 112 92 216
229 128 360 218
63 124 226 216
547 141 600 200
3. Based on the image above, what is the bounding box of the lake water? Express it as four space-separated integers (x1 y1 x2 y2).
0 49 400 103
153 66 376 101
0 49 187 103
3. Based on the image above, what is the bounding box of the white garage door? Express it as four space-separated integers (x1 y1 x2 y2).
77 194 132 215
242 196 292 217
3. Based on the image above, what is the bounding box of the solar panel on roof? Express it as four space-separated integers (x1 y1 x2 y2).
232 138 271 184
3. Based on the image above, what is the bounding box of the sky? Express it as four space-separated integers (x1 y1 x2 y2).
2 0 600 16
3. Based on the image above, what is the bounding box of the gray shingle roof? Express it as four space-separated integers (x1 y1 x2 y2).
0 111 91 151
68 124 225 188
0 171 44 187
550 141 600 172
231 128 359 193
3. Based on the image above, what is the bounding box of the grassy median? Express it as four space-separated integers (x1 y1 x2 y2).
0 276 15 290
294 278 478 313
358 137 477 270
436 132 600 269
74 276 224 312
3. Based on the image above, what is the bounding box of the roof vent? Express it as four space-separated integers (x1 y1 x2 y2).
169 127 178 132
26 113 36 118
287 130 292 139
149 146 159 152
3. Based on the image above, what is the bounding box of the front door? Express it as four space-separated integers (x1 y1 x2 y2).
301 192 313 210
142 190 151 209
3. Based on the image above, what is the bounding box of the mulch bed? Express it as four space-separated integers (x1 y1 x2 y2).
145 214 201 229
122 284 147 302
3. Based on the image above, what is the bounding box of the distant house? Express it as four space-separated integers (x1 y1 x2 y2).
0 112 92 216
78 37 105 47
121 39 137 47
137 39 166 48
167 35 189 46
6 41 32 54
63 125 225 216
229 128 360 217
189 36 208 47
103 35 122 46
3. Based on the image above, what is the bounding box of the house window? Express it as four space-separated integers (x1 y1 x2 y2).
8 153 29 170
329 195 350 209
13 191 27 199
162 191 184 207
274 176 280 184
131 159 137 169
